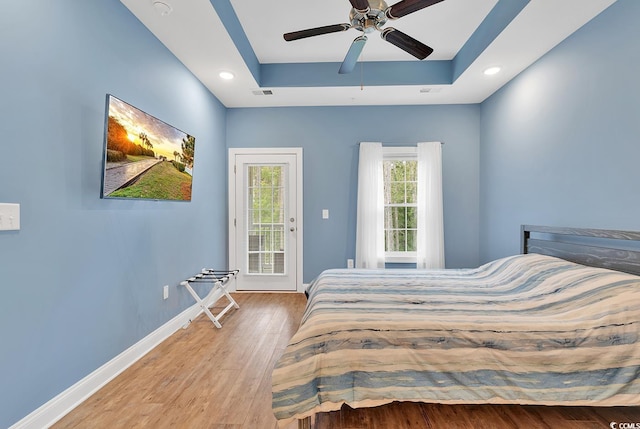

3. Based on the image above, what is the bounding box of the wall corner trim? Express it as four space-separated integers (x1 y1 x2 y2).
9 304 202 429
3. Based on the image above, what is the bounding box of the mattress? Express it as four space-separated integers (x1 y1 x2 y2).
272 254 640 426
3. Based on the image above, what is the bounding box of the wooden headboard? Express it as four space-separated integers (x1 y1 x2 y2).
521 225 640 277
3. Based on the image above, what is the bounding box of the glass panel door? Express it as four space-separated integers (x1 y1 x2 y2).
231 152 299 291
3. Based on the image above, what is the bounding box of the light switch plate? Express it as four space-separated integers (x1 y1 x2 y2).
322 209 329 219
0 203 20 231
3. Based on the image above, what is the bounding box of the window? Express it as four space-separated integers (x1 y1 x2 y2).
383 148 417 263
356 142 444 269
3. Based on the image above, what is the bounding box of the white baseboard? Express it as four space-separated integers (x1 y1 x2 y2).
10 303 201 429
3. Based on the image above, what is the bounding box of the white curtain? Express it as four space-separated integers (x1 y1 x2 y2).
417 142 445 269
355 142 385 269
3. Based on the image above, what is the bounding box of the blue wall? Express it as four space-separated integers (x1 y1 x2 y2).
227 105 481 282
0 2 227 427
479 0 640 262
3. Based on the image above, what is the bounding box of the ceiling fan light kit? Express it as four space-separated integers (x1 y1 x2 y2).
349 0 388 33
283 0 445 74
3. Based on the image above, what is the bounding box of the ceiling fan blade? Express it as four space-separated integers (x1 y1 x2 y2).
381 28 433 59
339 35 368 74
349 0 371 13
385 0 444 19
284 23 351 42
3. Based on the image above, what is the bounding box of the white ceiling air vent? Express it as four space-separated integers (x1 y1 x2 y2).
252 89 274 96
419 87 442 94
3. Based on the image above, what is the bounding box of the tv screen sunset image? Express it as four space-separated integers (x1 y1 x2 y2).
101 95 195 201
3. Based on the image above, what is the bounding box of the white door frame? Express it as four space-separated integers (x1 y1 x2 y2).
228 148 304 293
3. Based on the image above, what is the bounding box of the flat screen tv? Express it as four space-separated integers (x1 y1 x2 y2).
100 94 196 201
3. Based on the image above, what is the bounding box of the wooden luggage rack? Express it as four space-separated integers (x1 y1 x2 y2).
180 269 239 328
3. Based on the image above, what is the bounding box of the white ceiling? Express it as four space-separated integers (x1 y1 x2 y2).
120 0 617 108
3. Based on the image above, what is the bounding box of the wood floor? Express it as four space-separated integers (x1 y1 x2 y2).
54 293 640 429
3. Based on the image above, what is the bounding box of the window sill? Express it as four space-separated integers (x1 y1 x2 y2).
385 253 417 264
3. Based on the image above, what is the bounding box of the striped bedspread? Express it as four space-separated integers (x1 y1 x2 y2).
272 254 640 426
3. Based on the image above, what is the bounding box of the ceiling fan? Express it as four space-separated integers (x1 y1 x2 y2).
283 0 445 74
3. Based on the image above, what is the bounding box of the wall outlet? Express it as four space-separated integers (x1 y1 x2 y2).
163 285 169 300
347 259 354 269
0 203 20 231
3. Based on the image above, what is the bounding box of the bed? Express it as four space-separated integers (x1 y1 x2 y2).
271 225 640 428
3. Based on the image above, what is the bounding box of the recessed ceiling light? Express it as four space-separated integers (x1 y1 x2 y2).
219 71 235 80
152 1 172 16
483 66 502 76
